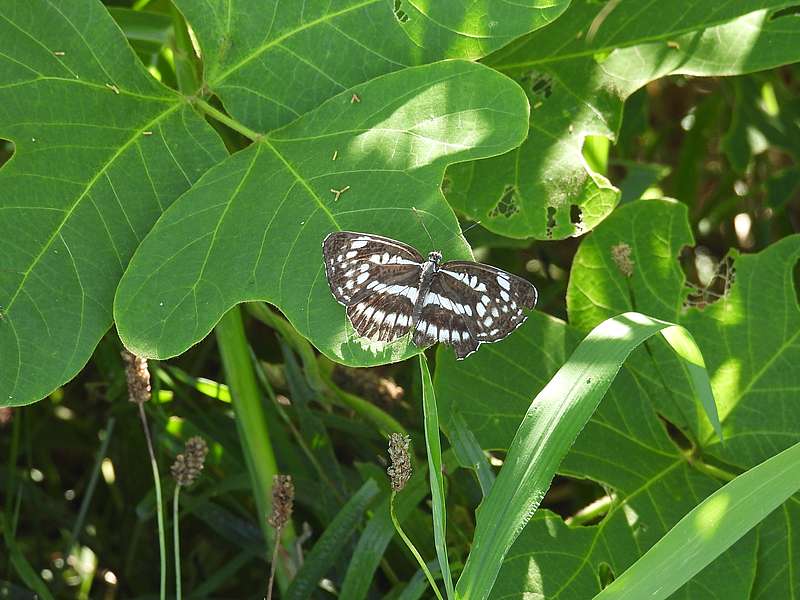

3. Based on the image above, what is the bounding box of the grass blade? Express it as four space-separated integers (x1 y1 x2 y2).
285 479 379 600
419 354 455 599
594 439 800 599
455 312 720 600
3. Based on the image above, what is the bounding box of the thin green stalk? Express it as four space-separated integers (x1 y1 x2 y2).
266 524 282 600
137 403 167 600
390 492 444 600
215 306 295 591
173 486 182 600
194 98 262 141
65 417 116 557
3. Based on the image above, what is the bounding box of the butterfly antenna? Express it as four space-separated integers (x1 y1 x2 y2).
412 207 436 250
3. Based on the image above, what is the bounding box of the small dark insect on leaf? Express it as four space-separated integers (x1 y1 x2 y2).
323 232 537 359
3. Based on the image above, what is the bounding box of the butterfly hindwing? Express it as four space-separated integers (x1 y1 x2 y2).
323 231 423 341
419 261 538 358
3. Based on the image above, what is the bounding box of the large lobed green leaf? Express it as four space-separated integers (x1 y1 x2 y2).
114 60 530 365
453 312 721 600
595 440 800 600
445 0 800 239
174 0 571 131
567 199 800 598
435 313 759 599
0 1 226 406
435 200 800 597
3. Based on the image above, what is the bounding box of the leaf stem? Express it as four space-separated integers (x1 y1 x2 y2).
266 524 282 600
390 492 444 600
173 486 182 600
193 98 263 141
215 306 295 591
137 403 167 600
684 452 738 482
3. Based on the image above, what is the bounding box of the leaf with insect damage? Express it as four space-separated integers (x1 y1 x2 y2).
0 1 226 407
444 0 800 239
563 200 800 599
114 60 530 366
173 0 571 132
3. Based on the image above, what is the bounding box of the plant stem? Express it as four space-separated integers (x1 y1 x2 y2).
266 524 282 600
215 306 295 591
137 403 167 600
193 98 263 141
173 486 182 600
390 492 444 600
685 451 738 482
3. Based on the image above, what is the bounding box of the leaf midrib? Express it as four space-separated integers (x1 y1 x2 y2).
2 101 183 318
209 0 380 87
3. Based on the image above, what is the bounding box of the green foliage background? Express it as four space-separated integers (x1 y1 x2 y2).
1 0 799 598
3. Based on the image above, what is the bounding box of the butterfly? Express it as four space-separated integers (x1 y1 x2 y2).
323 231 537 359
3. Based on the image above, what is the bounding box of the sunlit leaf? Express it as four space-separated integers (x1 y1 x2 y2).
174 0 571 131
114 60 530 365
445 0 800 239
0 1 226 406
566 198 800 597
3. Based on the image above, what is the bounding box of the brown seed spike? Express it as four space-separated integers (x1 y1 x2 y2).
268 475 295 529
121 350 151 404
387 433 412 492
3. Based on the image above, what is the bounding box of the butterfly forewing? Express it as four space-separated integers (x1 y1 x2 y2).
323 232 423 341
419 261 538 358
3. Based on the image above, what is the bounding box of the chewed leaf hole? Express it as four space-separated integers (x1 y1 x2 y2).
393 0 410 23
489 184 521 219
545 206 557 238
0 138 15 168
597 562 616 589
520 71 553 105
682 250 736 310
770 5 800 19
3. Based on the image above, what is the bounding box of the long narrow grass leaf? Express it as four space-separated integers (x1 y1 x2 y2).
456 312 720 600
419 354 455 599
594 439 800 599
285 479 379 600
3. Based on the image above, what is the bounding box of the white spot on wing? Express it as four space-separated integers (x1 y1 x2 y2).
476 303 486 317
356 272 369 284
500 290 510 302
497 276 511 290
351 240 368 249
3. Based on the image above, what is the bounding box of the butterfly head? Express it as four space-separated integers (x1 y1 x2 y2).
427 251 442 266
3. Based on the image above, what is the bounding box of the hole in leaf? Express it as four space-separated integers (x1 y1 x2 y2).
488 184 521 219
597 562 616 589
543 475 609 522
570 204 584 235
770 5 800 19
658 413 693 451
393 0 410 23
520 71 553 106
545 206 557 238
682 249 736 310
0 138 15 168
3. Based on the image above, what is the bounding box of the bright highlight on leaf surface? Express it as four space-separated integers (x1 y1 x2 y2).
114 61 530 365
0 1 226 406
445 0 800 239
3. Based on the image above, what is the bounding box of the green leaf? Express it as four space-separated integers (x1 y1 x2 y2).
565 199 800 597
0 1 226 406
594 440 800 600
445 0 800 239
114 60 530 365
174 0 570 131
285 479 379 600
419 354 455 598
454 312 719 600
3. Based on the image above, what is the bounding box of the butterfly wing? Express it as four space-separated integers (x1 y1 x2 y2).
323 231 423 342
414 261 537 359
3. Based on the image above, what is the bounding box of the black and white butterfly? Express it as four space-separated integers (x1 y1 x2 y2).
323 231 537 359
